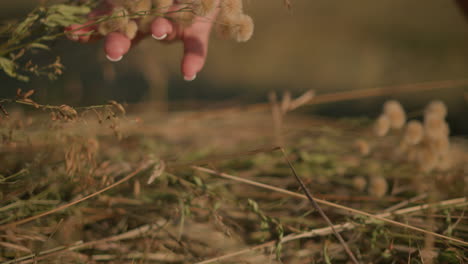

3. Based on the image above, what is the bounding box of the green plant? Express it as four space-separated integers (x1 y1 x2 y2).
0 1 96 81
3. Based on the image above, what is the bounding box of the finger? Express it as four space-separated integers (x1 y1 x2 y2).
65 22 96 43
181 34 208 81
151 17 174 40
104 32 132 62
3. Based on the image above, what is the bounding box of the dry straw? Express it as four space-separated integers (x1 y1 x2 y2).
354 139 370 156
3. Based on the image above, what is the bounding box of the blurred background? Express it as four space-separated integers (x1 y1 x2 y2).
1 0 468 133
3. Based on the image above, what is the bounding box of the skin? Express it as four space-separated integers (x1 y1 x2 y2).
67 1 218 81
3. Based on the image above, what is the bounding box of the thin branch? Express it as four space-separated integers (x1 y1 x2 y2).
195 196 467 264
192 166 468 246
1 220 170 264
184 79 468 120
280 148 359 264
0 162 151 230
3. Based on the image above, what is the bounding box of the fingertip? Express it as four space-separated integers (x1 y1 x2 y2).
106 54 123 62
181 37 207 80
184 74 197 82
105 32 131 62
66 22 96 43
152 33 167 40
182 51 204 81
151 17 173 40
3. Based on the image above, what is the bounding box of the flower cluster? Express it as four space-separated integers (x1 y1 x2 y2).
98 0 254 42
374 100 452 173
374 100 406 136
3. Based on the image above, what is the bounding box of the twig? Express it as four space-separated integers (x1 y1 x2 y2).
184 79 468 120
384 193 428 212
269 91 283 146
1 220 169 264
0 162 151 230
192 166 468 246
280 148 359 264
195 197 467 264
90 252 184 262
195 240 277 264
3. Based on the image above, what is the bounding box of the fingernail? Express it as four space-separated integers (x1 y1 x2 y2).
106 54 123 62
184 74 197 82
152 33 167 40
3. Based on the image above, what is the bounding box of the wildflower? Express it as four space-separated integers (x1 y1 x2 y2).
374 114 390 137
424 100 447 120
98 7 130 37
436 153 452 171
125 20 139 39
193 0 217 16
219 0 243 17
167 9 196 27
383 100 406 129
402 120 424 145
111 0 152 13
233 14 254 42
416 145 438 173
428 136 450 156
154 0 174 13
424 112 449 141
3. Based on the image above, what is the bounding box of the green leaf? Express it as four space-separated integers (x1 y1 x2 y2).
43 4 91 27
0 56 29 81
12 14 39 40
28 43 50 50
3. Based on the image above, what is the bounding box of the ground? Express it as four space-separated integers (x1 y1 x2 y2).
0 96 467 263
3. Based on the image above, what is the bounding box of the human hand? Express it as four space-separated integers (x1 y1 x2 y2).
67 0 219 81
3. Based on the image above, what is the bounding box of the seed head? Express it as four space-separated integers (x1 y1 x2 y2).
425 100 447 120
352 176 367 192
428 136 450 156
424 112 449 141
402 120 424 145
368 175 387 198
436 153 452 171
416 146 438 173
374 114 390 137
219 0 243 17
167 9 195 27
98 7 130 36
125 20 139 39
383 100 406 129
193 0 218 16
153 0 174 13
59 105 78 120
234 14 254 42
113 0 152 13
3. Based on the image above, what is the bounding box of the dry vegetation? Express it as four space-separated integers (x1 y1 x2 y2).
0 83 467 263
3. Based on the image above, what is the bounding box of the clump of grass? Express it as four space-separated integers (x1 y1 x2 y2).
1 91 467 263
